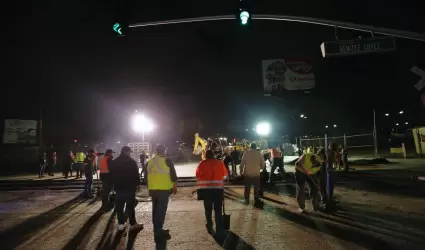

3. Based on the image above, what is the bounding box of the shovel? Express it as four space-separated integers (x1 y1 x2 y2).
222 195 230 231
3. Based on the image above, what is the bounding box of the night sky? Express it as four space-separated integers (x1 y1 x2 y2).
4 0 425 146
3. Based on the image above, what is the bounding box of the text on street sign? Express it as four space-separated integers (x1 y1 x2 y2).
320 37 396 58
414 79 425 91
411 66 425 78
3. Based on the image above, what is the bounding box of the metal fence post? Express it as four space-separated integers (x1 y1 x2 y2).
373 110 378 158
325 134 328 149
343 134 347 149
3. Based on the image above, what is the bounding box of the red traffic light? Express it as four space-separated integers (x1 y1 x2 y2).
74 139 78 143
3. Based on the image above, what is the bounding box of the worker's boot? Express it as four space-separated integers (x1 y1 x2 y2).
254 199 264 209
206 223 213 234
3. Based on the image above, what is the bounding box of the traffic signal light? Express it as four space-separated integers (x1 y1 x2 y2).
237 0 252 26
113 22 125 36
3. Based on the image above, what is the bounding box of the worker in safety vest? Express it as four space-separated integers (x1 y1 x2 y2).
74 150 86 178
144 145 177 242
196 149 228 238
99 149 115 210
268 144 285 182
295 152 323 213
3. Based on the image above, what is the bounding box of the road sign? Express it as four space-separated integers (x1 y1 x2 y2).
414 79 425 91
320 37 396 58
411 66 425 78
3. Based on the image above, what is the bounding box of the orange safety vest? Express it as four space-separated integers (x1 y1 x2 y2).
270 148 282 158
99 156 110 173
196 159 228 189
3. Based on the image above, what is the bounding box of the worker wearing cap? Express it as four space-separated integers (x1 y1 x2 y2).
295 152 323 212
109 146 143 232
144 145 178 242
99 149 114 210
74 149 86 179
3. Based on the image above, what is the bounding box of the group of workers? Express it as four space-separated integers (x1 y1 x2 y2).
45 139 341 244
203 140 341 213
38 151 57 177
85 145 177 243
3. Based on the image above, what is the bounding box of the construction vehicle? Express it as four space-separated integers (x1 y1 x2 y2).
193 133 208 160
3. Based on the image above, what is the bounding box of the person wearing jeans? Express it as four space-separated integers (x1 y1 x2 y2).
83 149 96 198
39 152 46 178
144 145 178 242
109 146 143 232
115 192 136 225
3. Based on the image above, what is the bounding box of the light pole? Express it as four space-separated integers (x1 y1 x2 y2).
373 110 378 157
132 114 154 142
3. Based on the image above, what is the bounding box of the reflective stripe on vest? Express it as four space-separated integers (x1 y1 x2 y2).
196 159 226 189
303 153 320 175
99 156 110 173
147 155 174 190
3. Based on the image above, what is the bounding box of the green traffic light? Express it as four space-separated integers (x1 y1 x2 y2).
240 11 250 25
113 23 123 35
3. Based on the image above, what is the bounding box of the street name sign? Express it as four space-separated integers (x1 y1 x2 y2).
411 66 425 78
414 79 425 91
320 37 396 58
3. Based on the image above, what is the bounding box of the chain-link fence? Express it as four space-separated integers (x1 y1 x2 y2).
299 133 376 156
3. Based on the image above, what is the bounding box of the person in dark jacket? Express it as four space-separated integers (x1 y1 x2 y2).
83 149 96 198
139 151 149 183
230 148 240 172
39 152 46 178
63 151 74 178
45 151 55 176
109 146 143 232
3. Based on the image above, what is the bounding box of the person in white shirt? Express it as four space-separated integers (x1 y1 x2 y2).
239 143 266 207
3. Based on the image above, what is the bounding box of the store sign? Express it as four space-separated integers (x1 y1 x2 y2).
262 59 315 96
3 119 37 144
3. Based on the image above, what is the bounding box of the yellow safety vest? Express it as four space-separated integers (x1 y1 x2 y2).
303 153 321 175
147 155 174 190
75 152 86 163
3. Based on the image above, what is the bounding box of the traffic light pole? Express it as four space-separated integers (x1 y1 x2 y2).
129 14 425 42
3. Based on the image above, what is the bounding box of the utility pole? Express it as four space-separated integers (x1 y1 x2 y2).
373 110 378 158
129 14 425 42
38 80 43 155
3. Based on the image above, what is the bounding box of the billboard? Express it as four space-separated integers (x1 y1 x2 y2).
3 119 38 144
262 59 315 96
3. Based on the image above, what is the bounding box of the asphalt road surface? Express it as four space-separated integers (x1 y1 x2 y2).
1 160 425 250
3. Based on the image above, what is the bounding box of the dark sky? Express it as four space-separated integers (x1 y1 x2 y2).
4 0 425 145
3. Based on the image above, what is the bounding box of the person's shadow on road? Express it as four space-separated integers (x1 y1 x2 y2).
155 239 167 250
126 227 143 250
214 231 254 250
